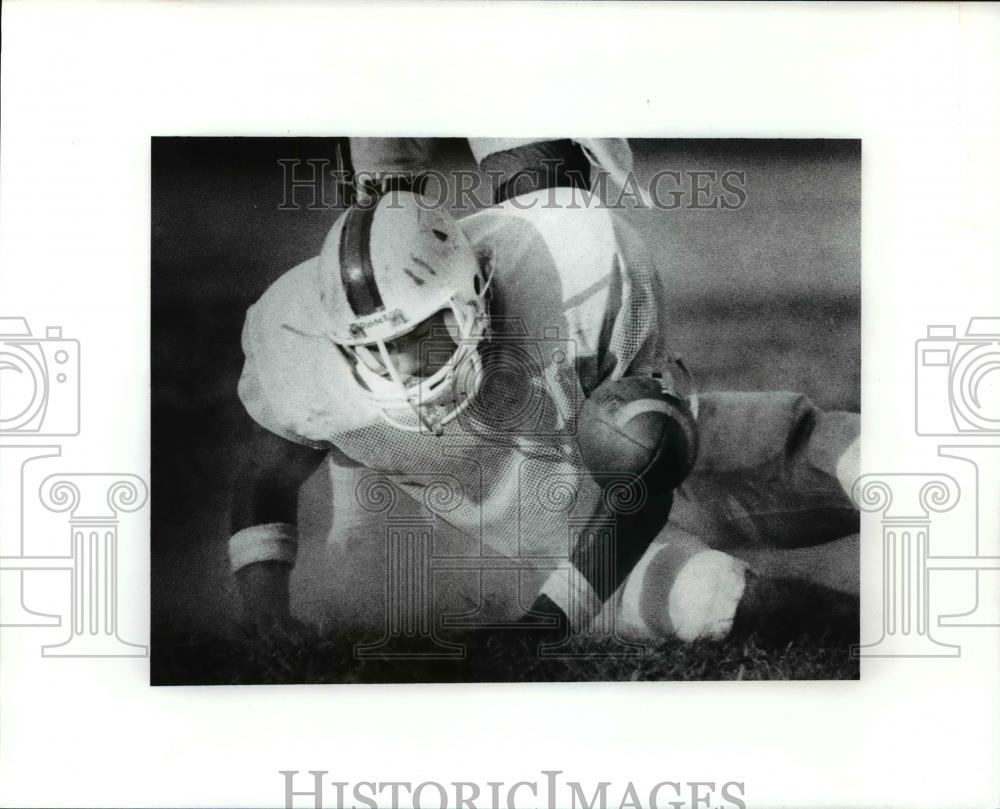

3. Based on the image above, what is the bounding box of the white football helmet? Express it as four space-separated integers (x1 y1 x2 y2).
316 191 491 434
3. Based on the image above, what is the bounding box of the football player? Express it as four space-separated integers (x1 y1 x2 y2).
230 142 860 649
346 137 635 204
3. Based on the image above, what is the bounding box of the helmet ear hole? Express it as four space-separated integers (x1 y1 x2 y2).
473 274 482 295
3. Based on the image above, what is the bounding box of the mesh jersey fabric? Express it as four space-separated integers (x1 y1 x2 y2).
238 187 669 560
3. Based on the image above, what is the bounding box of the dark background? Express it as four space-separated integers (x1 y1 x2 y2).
152 138 860 673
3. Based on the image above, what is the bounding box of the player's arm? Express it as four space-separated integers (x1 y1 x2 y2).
518 375 698 641
230 422 328 633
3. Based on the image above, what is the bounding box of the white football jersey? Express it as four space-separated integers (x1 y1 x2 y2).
238 188 668 560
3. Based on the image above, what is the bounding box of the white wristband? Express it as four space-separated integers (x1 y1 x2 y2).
228 522 298 573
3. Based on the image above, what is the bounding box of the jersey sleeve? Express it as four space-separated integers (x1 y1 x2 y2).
235 258 352 450
569 213 666 395
237 306 330 449
467 138 632 182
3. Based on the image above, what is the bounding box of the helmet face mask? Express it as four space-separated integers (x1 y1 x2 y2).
360 310 458 382
317 193 491 434
339 299 488 435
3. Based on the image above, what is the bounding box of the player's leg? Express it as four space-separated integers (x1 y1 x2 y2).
613 526 749 642
670 390 859 551
614 391 860 645
613 527 859 645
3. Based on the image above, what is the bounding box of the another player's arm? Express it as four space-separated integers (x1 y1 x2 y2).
467 138 592 203
347 137 433 203
230 423 328 632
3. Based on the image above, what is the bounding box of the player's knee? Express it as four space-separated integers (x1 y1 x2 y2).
619 536 749 643
577 376 698 490
669 550 748 641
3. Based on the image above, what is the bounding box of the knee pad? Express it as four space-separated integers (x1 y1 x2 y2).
617 532 749 643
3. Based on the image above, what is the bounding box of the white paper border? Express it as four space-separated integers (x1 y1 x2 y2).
1 2 998 808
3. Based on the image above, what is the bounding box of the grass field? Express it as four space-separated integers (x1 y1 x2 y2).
153 621 859 685
151 138 860 685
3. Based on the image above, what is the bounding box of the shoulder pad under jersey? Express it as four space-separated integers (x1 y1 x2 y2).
237 257 375 446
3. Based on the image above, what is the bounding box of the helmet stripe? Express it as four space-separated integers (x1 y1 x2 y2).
339 203 385 316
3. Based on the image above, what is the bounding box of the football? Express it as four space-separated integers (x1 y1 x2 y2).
577 376 697 489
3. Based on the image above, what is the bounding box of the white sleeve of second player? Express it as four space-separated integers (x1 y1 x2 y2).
573 138 634 186
348 137 435 176
467 138 543 163
467 138 634 184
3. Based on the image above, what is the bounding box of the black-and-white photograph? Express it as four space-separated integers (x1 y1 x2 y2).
151 136 860 684
8 2 1000 806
